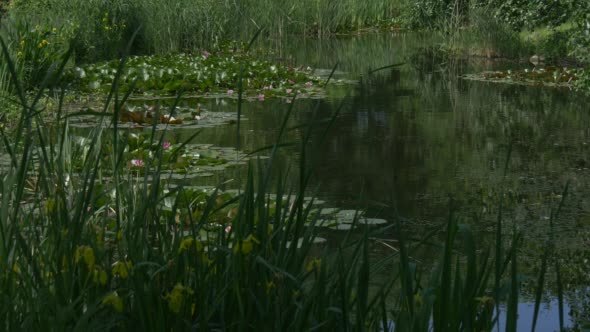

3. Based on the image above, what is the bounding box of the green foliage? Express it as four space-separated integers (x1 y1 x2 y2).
230 0 401 36
569 3 590 92
487 0 577 31
464 67 581 88
461 5 525 58
0 19 71 90
4 0 402 65
65 47 319 95
0 43 382 330
400 0 453 30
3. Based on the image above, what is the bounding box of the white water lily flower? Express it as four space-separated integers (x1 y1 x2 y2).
75 67 86 78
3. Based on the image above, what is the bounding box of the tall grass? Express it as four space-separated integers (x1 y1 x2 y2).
0 32 387 330
0 32 571 330
3 0 402 63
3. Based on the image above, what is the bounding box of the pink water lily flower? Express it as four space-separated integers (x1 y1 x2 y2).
162 141 171 150
227 89 234 96
131 159 144 167
257 94 265 101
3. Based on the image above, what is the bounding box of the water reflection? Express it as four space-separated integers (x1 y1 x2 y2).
127 32 590 326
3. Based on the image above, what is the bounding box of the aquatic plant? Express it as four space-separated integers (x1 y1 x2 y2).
64 48 322 97
0 31 577 331
4 0 401 63
463 67 581 88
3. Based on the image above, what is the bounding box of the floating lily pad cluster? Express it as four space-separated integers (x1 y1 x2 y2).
315 208 388 231
463 66 581 88
70 132 249 178
164 186 388 236
128 139 247 175
68 104 240 129
65 46 324 98
222 190 388 231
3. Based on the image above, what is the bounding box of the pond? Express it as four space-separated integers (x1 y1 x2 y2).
69 32 590 328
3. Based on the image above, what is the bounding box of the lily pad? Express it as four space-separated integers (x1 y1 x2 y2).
286 237 327 249
320 207 339 215
462 66 581 88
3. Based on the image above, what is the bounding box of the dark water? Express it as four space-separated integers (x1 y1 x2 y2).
184 33 590 230
132 33 590 328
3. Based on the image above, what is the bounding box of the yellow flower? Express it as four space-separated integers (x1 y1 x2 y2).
165 283 194 314
93 268 108 286
201 252 212 266
112 260 132 279
37 39 49 48
74 246 95 270
414 293 423 307
179 237 194 253
306 258 321 272
265 281 276 295
475 296 494 306
102 292 123 312
179 237 203 253
45 198 56 214
233 234 259 255
12 263 21 275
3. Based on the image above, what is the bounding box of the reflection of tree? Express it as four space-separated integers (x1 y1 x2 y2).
303 67 435 216
304 43 590 228
275 33 590 318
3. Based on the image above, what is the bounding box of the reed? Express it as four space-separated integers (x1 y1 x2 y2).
0 32 569 330
3 0 402 64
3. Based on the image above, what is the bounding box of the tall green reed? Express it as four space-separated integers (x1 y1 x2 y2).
0 29 571 330
5 0 402 64
0 32 387 330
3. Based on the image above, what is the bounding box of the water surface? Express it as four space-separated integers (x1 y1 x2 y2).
130 32 590 328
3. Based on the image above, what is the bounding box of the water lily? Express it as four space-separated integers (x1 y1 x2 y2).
286 88 293 94
131 159 144 167
227 89 234 96
257 94 265 101
305 81 313 88
202 50 210 59
162 141 171 150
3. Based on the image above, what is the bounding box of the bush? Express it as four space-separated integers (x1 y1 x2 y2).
487 0 575 31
